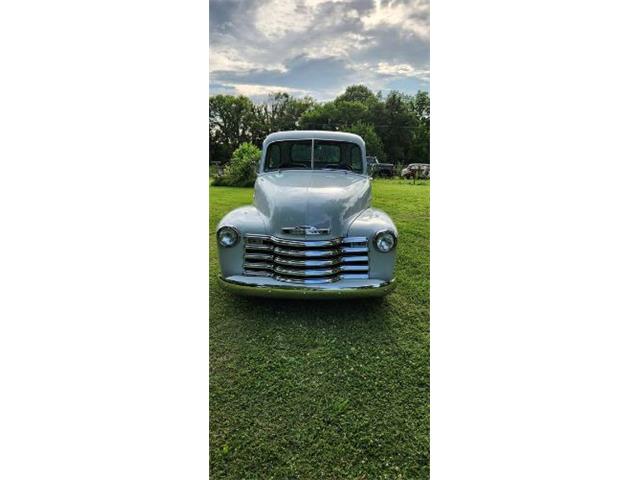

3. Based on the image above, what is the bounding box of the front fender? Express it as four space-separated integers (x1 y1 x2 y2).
348 208 397 281
216 206 267 277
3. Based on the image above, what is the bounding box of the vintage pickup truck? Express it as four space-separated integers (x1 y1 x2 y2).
216 131 398 299
367 156 395 177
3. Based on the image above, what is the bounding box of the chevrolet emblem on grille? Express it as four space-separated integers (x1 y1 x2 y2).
282 225 330 236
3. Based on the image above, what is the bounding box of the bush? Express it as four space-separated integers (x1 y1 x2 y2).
213 143 261 187
345 121 386 162
209 162 223 179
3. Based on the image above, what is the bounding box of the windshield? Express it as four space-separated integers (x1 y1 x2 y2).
264 140 364 174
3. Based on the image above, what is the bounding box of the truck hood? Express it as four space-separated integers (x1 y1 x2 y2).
253 170 371 238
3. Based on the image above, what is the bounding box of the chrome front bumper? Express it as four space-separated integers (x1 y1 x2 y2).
218 275 395 299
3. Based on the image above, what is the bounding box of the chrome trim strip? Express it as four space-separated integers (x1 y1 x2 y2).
341 246 368 254
340 255 369 263
273 266 340 277
341 236 368 244
340 265 369 272
247 264 370 276
339 273 370 280
219 275 396 298
281 226 330 235
244 252 274 261
273 256 341 267
241 271 340 284
245 234 368 247
275 275 335 284
244 243 273 252
244 270 272 277
245 234 341 248
239 272 374 284
272 247 341 258
243 262 273 270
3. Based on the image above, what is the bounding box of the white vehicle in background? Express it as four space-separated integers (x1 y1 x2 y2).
401 163 430 179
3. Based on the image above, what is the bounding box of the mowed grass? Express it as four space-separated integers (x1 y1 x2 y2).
210 179 429 479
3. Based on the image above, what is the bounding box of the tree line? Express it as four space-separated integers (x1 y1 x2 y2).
209 84 429 166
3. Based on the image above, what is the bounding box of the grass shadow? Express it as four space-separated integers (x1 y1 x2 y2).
212 290 392 331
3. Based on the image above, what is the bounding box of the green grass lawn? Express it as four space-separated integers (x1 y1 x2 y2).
210 179 429 479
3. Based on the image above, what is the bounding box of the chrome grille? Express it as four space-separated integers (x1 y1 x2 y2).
243 234 369 284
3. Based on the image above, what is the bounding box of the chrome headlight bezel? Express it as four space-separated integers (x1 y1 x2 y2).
217 225 240 248
373 229 397 253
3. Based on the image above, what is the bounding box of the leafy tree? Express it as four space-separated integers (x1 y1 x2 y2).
213 142 261 187
376 91 418 165
346 121 386 161
410 91 430 163
336 84 378 106
299 101 339 130
209 85 430 168
412 90 430 124
334 101 370 127
209 95 255 163
265 92 316 132
409 122 429 164
302 101 370 130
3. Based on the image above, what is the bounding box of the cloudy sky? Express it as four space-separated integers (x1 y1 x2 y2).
210 0 429 101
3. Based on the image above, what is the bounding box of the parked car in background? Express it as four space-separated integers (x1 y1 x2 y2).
401 163 430 179
367 156 395 177
216 130 398 299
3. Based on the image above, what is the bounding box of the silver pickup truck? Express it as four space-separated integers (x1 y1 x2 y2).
216 130 398 299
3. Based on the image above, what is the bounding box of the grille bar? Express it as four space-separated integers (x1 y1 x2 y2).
242 270 370 284
340 255 369 263
245 234 348 248
274 257 341 267
244 252 273 261
243 235 369 283
272 246 341 258
341 246 368 254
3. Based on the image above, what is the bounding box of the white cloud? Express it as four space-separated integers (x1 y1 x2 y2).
227 83 311 97
209 0 429 99
303 33 370 58
254 0 315 40
376 62 430 80
210 50 258 72
362 0 429 40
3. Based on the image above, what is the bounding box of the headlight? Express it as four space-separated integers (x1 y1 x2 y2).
374 230 397 253
217 226 239 248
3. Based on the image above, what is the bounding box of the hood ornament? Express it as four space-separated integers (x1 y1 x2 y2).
282 225 330 236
